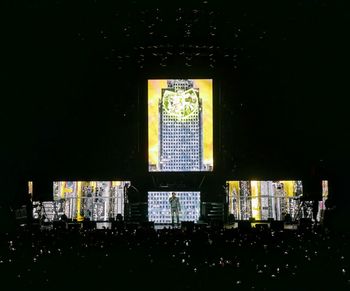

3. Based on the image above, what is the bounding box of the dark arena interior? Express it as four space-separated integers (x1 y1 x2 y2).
1 0 350 290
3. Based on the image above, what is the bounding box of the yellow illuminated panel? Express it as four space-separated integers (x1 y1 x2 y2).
76 181 83 221
228 181 240 215
281 180 294 197
322 180 328 198
52 181 130 221
250 181 261 220
148 79 213 172
226 180 303 221
28 181 33 197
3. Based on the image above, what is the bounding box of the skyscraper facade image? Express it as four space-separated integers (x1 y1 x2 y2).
158 79 203 171
148 79 213 172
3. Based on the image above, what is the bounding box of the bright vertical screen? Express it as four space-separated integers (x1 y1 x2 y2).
148 79 213 172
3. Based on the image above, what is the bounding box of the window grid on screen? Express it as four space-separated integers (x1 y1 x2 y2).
148 192 200 223
159 80 202 171
148 79 213 172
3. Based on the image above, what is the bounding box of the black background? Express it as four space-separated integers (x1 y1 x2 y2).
1 0 349 207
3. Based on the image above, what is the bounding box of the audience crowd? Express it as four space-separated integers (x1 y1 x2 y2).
0 222 349 291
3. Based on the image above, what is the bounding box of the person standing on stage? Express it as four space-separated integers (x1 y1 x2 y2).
169 192 181 226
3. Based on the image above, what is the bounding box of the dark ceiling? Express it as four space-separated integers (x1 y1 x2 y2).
2 0 349 187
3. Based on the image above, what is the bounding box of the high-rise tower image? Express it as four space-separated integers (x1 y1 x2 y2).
158 79 203 171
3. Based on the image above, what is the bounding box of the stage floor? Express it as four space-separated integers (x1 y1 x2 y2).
153 222 298 230
28 220 300 231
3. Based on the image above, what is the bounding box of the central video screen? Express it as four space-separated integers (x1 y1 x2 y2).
148 191 201 223
148 79 213 172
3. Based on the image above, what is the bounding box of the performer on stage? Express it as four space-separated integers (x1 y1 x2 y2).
169 192 181 226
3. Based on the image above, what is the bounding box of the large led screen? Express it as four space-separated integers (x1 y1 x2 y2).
148 191 200 223
226 180 329 222
53 181 130 221
318 180 329 222
148 79 213 172
226 180 303 221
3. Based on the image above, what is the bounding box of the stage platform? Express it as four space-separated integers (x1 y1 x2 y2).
26 220 301 231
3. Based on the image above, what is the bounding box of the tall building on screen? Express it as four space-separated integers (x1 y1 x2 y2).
158 79 204 171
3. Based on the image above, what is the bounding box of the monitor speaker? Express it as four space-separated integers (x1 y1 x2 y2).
112 220 125 229
302 178 322 201
33 180 52 201
270 220 284 231
238 221 251 230
53 221 66 230
68 222 81 230
83 220 96 229
141 221 154 229
255 223 269 230
181 221 194 231
299 218 312 230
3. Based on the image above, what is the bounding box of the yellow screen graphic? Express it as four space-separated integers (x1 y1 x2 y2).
148 79 213 172
226 180 303 221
